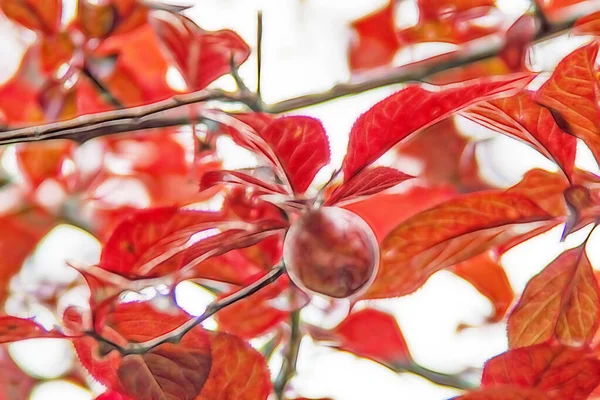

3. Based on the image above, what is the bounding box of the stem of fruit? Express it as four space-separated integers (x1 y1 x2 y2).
90 264 285 355
0 3 597 145
274 309 302 400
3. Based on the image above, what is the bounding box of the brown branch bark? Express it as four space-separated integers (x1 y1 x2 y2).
88 264 285 356
0 3 598 145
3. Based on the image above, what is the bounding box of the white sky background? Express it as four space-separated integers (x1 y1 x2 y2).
1 0 600 399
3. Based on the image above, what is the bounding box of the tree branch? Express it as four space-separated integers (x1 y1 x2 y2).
274 309 302 399
0 2 597 145
89 264 285 356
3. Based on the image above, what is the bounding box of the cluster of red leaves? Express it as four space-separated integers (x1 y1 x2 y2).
3 1 600 400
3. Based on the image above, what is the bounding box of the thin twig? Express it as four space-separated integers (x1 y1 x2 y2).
230 54 251 94
81 64 124 109
399 363 477 390
274 310 302 399
0 3 597 145
256 10 264 100
89 264 285 355
0 89 257 144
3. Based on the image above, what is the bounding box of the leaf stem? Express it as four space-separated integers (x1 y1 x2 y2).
398 362 478 391
274 309 302 400
89 264 285 355
0 3 596 144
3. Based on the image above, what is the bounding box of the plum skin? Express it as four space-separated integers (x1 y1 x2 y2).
283 206 379 298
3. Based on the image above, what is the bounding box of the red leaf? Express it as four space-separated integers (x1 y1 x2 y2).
573 11 600 36
151 13 250 90
215 275 289 339
365 192 552 299
481 342 600 400
197 331 272 400
457 387 550 400
536 42 600 163
344 184 457 241
328 308 411 366
398 1 500 46
74 302 212 400
507 245 600 348
96 392 130 400
0 208 54 307
0 345 36 400
0 68 45 125
0 0 61 34
342 74 532 180
349 0 400 72
0 316 65 343
100 207 226 278
220 114 330 194
325 167 413 206
450 251 514 323
117 340 212 400
200 169 289 196
499 14 537 72
463 91 577 178
259 116 330 194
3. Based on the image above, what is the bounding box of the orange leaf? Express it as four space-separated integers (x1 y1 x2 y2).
507 245 600 348
197 331 272 400
463 91 577 179
16 140 74 189
40 32 75 75
365 192 551 299
506 169 569 217
574 11 600 36
536 42 600 164
344 184 457 241
450 251 514 323
0 0 61 34
482 342 600 400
